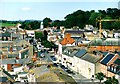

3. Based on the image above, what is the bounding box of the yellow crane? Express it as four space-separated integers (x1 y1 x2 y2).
96 17 120 38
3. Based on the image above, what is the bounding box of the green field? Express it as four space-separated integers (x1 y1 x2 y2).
0 23 16 27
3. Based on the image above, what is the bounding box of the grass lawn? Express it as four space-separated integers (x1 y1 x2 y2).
0 23 16 27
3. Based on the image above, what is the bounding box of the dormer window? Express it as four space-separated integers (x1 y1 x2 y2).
112 67 114 71
69 51 70 54
114 67 116 72
108 66 110 70
67 51 68 53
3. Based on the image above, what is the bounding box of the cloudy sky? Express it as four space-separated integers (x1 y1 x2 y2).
0 0 119 21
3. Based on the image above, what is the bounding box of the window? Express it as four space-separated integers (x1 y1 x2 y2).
69 51 70 54
112 67 114 71
114 67 116 72
108 66 110 70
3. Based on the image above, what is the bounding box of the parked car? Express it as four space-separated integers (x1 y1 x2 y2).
53 63 58 67
50 56 57 61
66 69 74 74
59 63 66 69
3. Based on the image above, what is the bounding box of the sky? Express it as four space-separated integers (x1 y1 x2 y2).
0 0 119 21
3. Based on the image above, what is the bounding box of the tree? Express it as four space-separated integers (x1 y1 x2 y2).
64 10 89 28
112 21 120 30
43 17 52 28
64 13 76 28
111 76 119 84
98 10 106 15
106 8 120 19
89 12 102 27
20 21 40 30
52 20 60 27
41 40 55 48
35 32 43 40
30 21 40 30
43 30 48 41
95 72 105 82
104 76 119 84
102 16 112 30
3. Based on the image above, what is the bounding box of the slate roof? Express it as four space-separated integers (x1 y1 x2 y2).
70 50 78 56
0 58 30 64
16 58 30 64
89 38 103 46
101 54 114 65
62 47 67 52
0 33 11 37
0 77 8 82
8 54 19 58
64 50 78 57
103 38 120 46
71 37 84 42
12 33 20 38
102 52 108 57
65 30 84 34
81 53 101 63
8 46 22 51
0 59 16 64
89 38 120 46
117 52 120 56
75 49 87 58
114 58 120 65
62 47 80 57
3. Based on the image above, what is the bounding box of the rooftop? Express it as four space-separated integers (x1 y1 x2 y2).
101 54 114 65
89 38 120 46
0 77 8 82
114 58 120 65
81 53 101 63
75 49 87 58
60 33 75 45
0 58 30 64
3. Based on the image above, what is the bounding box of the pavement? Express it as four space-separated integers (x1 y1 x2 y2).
68 72 103 83
36 52 102 83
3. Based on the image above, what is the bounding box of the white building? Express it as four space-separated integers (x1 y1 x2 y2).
57 46 102 79
40 22 43 29
26 30 35 38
